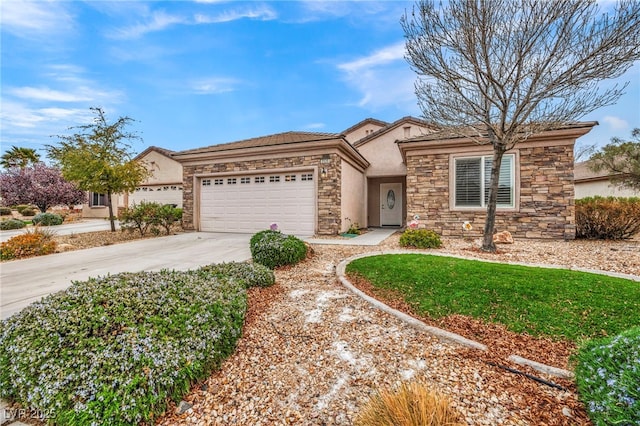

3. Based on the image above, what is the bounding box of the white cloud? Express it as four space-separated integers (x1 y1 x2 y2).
190 77 241 95
338 42 406 73
194 5 277 24
8 86 93 103
0 0 75 38
602 115 629 131
110 10 189 39
337 42 416 110
304 122 326 130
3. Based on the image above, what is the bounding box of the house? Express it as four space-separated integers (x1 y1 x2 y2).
81 146 183 218
574 160 639 199
174 117 596 239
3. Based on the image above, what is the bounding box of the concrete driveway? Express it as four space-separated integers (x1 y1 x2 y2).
0 219 119 243
0 232 252 320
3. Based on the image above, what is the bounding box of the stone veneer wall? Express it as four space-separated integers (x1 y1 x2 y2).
181 154 342 235
405 144 575 239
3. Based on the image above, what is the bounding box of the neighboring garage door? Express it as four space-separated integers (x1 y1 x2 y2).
129 186 183 207
199 172 315 236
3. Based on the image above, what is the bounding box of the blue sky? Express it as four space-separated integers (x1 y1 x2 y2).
1 0 638 161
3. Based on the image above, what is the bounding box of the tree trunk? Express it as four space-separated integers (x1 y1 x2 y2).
481 147 506 252
106 190 116 232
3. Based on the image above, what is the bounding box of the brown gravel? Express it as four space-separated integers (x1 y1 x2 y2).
7 228 639 425
155 233 638 426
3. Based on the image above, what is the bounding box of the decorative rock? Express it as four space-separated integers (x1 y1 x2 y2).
175 400 193 415
56 243 76 252
493 230 514 244
562 407 574 418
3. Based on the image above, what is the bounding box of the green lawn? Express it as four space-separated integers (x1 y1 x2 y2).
345 254 640 342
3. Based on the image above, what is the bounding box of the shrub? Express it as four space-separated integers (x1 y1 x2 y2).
32 212 64 226
0 207 12 216
355 381 463 426
250 229 307 269
0 228 57 260
0 219 25 230
156 204 183 234
199 262 275 288
13 205 32 214
574 327 640 426
399 229 442 249
0 269 247 425
120 202 181 236
576 197 640 239
20 207 36 217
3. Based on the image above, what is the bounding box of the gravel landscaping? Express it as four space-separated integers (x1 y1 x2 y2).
4 229 638 425
155 233 638 426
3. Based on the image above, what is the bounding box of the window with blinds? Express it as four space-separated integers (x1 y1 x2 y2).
454 154 514 208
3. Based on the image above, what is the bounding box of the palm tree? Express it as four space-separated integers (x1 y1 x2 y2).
0 146 41 169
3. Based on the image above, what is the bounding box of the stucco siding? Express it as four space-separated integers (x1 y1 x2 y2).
575 180 639 198
340 160 366 232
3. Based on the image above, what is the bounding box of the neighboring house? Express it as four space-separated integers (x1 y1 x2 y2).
173 117 596 239
574 160 639 199
81 146 183 219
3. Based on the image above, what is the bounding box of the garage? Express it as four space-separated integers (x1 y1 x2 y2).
128 185 183 208
199 171 316 236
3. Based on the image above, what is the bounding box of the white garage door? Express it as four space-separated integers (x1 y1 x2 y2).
199 172 315 236
129 186 183 207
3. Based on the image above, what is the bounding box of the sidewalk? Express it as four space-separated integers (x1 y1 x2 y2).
305 227 398 246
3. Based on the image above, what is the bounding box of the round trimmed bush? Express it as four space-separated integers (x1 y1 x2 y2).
14 205 31 214
32 212 63 226
250 229 307 269
0 270 247 425
399 229 442 249
0 219 26 230
199 262 275 288
20 207 36 217
0 207 12 216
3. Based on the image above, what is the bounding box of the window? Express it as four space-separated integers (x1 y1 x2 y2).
240 177 250 184
285 175 296 182
301 173 313 181
255 176 265 183
202 179 211 186
227 178 237 185
269 175 280 183
454 154 514 208
214 179 224 185
89 192 106 207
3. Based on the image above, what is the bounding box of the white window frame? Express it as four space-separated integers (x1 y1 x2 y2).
451 153 517 210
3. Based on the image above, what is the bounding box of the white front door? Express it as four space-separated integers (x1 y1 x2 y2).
380 183 402 226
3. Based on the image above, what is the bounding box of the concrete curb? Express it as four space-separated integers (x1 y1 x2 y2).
335 250 582 379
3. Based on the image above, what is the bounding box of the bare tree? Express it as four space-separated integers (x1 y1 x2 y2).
401 0 640 252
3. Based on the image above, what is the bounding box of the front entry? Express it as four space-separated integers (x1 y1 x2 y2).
380 183 403 226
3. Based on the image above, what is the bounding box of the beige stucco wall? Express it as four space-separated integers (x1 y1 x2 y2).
340 160 367 232
81 194 122 219
358 135 407 177
575 180 639 199
140 150 183 184
343 123 386 144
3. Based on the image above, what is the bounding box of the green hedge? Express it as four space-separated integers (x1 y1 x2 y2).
399 228 442 249
0 268 247 425
119 202 183 236
250 230 307 269
199 262 275 288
